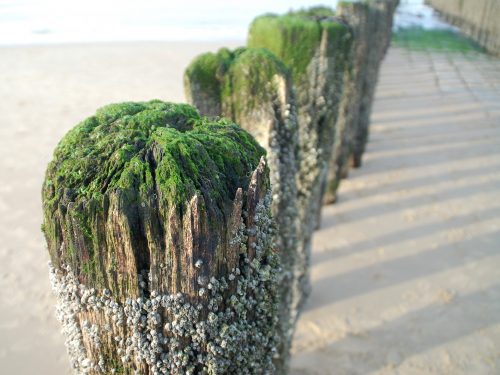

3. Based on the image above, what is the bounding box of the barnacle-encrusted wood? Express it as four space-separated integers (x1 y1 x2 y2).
185 47 299 373
350 0 398 169
323 1 371 204
382 0 399 54
323 0 398 202
42 100 281 374
248 7 353 309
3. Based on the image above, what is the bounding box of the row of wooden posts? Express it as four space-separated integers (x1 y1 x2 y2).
426 0 500 56
42 1 399 374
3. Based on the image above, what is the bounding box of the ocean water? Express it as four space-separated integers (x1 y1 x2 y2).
0 0 340 45
0 0 450 46
394 0 455 30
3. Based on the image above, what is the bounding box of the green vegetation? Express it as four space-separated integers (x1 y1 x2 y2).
184 47 242 102
248 7 352 83
393 27 484 53
224 48 289 117
42 100 266 285
185 47 290 119
43 100 265 213
248 14 322 82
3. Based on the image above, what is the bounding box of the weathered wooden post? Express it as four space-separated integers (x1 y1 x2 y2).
183 48 234 118
351 0 399 168
383 0 400 54
184 47 299 373
42 100 282 374
248 8 353 308
323 1 371 204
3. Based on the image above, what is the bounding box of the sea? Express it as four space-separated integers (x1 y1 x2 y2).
0 0 452 46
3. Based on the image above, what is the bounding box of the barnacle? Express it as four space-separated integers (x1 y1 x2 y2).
49 190 280 374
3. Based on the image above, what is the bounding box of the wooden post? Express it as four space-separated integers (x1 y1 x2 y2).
248 8 353 306
323 1 371 204
383 0 400 54
350 0 399 169
42 100 282 374
184 47 299 374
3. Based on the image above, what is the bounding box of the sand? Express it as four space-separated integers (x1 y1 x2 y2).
0 41 241 374
0 42 499 374
290 48 500 374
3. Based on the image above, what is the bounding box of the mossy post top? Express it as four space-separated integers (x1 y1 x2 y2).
247 6 352 83
43 100 265 214
223 47 289 97
183 47 238 116
227 48 290 114
42 100 268 299
184 47 290 117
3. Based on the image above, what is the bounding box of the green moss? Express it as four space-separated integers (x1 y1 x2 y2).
338 0 370 7
248 14 321 83
42 101 267 293
184 49 235 100
393 27 484 53
321 18 353 55
43 99 266 219
184 48 249 92
70 209 94 242
186 47 290 120
81 259 96 275
247 7 351 84
107 358 125 374
223 48 289 117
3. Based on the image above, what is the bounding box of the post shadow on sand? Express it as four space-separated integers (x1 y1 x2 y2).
367 124 500 153
374 88 480 102
374 84 459 94
371 110 490 130
320 174 500 231
297 283 500 374
338 160 500 200
348 138 500 177
375 89 443 101
306 229 500 311
315 203 500 266
376 82 468 96
366 125 500 152
367 135 498 164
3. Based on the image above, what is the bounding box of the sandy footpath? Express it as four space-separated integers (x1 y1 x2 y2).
290 48 500 374
0 42 499 374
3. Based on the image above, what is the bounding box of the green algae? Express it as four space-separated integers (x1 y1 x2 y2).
183 48 235 104
321 19 353 64
248 8 353 84
43 100 265 214
42 100 266 289
186 47 290 119
223 48 289 118
393 27 484 53
248 14 322 83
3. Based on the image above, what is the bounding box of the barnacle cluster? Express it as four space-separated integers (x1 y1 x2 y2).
49 192 280 375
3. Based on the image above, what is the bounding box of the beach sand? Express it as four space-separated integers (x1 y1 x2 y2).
0 42 499 374
0 41 242 374
291 48 500 374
